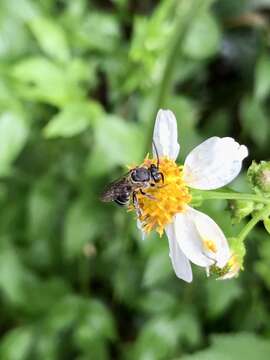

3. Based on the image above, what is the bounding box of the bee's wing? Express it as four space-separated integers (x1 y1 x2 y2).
100 175 131 202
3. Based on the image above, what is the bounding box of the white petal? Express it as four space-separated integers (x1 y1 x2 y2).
152 109 180 160
183 137 248 190
173 209 214 267
166 223 192 282
188 207 231 268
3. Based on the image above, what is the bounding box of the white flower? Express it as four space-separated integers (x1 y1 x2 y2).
135 109 248 282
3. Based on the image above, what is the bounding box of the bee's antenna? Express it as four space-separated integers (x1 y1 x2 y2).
152 141 160 169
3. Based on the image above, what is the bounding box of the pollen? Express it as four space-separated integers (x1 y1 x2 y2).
133 157 191 236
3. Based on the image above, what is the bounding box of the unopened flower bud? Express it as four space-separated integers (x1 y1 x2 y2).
248 161 270 195
229 199 254 224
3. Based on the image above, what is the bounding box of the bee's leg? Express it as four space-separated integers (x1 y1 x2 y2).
159 172 164 183
140 189 156 200
132 192 141 217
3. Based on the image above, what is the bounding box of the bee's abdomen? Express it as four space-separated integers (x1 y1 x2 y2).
115 193 130 206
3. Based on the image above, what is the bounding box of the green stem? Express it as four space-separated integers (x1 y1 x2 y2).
191 190 270 205
238 204 270 242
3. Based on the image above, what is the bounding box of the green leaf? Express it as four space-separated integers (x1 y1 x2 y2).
180 333 270 360
11 57 83 106
0 327 33 360
43 101 103 138
263 218 270 234
206 279 242 319
183 12 221 59
0 241 34 304
0 14 30 59
72 12 120 52
255 238 270 288
86 115 144 176
254 54 270 101
0 111 28 176
76 300 116 343
138 290 178 314
63 197 103 259
28 178 57 239
131 316 182 360
0 0 38 22
143 244 172 287
240 96 269 146
28 16 70 62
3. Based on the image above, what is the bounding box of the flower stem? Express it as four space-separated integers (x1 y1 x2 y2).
238 204 270 242
191 190 270 204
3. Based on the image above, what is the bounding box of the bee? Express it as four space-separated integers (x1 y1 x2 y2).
101 143 164 207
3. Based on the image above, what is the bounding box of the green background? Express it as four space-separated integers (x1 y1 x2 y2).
0 0 270 359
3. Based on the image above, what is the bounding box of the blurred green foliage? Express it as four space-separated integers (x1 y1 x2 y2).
0 0 270 359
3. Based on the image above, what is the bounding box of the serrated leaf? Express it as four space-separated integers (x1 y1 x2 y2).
43 101 103 138
28 16 70 62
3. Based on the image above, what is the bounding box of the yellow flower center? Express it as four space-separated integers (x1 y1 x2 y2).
132 156 191 236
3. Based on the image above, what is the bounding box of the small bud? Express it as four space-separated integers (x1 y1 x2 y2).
229 199 254 223
248 161 270 195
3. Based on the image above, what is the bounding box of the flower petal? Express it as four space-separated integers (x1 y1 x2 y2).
153 109 180 160
188 207 231 268
183 137 248 190
166 223 193 282
173 209 214 267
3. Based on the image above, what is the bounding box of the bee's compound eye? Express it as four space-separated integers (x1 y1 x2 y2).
131 168 150 182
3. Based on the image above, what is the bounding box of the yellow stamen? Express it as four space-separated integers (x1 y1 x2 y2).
131 156 191 236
